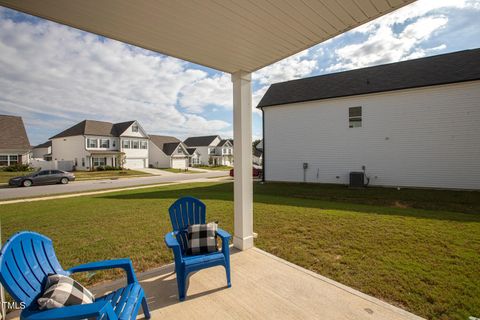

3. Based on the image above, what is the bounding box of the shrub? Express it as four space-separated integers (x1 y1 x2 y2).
95 165 122 171
2 163 32 172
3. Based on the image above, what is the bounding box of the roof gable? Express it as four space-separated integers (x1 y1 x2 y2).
0 115 31 150
113 121 136 135
186 148 198 155
149 135 184 155
184 135 220 147
258 49 480 108
218 139 233 147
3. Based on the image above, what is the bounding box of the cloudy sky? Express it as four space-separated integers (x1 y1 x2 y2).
0 0 479 145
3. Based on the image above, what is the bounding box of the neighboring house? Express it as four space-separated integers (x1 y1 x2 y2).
187 148 200 166
149 135 190 169
50 119 149 170
0 115 31 166
215 139 234 166
183 135 221 165
183 135 233 166
258 49 480 190
32 141 52 160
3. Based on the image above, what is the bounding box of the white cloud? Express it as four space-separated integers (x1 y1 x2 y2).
325 0 480 72
326 15 448 72
0 12 232 143
179 74 232 113
253 50 318 85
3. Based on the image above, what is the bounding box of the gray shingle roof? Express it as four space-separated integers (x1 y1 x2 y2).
218 139 233 147
186 148 197 155
257 49 480 108
50 120 136 139
184 135 219 147
149 135 182 156
0 115 31 150
33 141 52 149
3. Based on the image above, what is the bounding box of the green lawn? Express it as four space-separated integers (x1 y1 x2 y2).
193 165 232 171
0 171 33 183
1 182 479 319
72 170 150 180
160 168 199 174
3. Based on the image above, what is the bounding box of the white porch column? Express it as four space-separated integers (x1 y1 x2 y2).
232 71 253 250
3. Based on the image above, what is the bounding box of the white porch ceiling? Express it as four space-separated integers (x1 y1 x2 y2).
0 0 414 73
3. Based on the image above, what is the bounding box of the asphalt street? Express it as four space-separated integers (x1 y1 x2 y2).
0 171 228 200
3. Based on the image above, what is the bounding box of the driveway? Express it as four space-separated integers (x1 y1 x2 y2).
0 170 228 200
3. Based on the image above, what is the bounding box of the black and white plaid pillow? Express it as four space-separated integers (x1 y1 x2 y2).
37 274 95 310
187 222 218 255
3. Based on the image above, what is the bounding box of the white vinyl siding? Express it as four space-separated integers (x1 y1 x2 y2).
264 81 480 190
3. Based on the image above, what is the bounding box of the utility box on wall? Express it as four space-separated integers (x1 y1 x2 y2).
349 172 365 188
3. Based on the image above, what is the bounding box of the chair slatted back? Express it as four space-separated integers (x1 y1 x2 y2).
0 232 67 308
168 196 206 254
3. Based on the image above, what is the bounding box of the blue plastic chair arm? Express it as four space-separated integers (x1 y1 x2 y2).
67 258 137 284
217 228 231 254
23 301 116 320
164 232 180 248
165 232 184 266
216 228 231 240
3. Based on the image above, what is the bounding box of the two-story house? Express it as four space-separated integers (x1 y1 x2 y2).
216 139 233 166
0 115 31 166
50 119 149 170
32 141 52 160
148 135 190 169
183 135 233 166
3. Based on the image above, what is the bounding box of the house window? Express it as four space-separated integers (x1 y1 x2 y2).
0 155 8 166
123 140 130 149
100 139 110 148
112 140 116 148
177 148 183 154
132 140 140 149
93 157 106 166
349 106 362 128
132 124 139 132
9 155 18 163
140 141 148 149
87 138 98 148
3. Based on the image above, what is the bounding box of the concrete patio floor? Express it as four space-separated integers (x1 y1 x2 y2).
92 247 423 320
4 247 423 320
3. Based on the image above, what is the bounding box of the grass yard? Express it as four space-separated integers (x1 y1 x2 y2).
193 165 232 171
73 170 150 180
160 168 199 174
0 171 33 183
1 182 479 319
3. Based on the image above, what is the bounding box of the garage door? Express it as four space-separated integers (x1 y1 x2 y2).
124 158 145 169
171 158 187 169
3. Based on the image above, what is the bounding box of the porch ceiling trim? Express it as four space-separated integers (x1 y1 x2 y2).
0 0 414 73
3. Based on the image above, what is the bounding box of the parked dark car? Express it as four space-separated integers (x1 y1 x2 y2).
229 168 263 178
8 170 76 187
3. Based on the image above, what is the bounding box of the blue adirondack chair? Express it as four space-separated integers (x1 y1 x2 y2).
164 196 231 301
0 231 150 320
